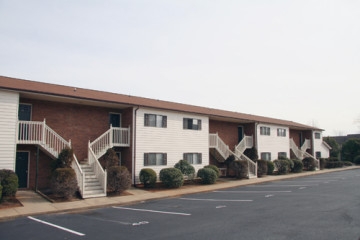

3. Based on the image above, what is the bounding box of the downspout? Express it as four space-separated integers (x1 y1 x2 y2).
35 145 39 192
132 106 140 186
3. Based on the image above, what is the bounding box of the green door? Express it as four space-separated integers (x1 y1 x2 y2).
15 152 29 188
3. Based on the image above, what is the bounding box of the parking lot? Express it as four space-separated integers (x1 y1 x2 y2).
1 169 359 240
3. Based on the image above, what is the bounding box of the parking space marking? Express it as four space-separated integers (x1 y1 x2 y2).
112 206 191 216
28 216 85 236
214 190 292 193
78 214 139 226
247 184 317 187
180 198 253 202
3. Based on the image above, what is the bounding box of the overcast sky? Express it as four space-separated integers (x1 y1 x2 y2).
1 1 359 136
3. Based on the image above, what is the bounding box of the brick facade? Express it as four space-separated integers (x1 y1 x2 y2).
18 98 133 189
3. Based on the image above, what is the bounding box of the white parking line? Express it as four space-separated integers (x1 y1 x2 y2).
28 216 85 236
214 190 292 193
112 206 191 216
247 185 317 187
180 198 253 202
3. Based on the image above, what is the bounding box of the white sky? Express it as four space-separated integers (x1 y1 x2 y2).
1 0 359 136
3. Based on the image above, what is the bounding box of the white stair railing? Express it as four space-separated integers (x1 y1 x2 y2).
17 119 84 197
209 133 231 160
301 139 311 151
290 138 319 169
71 153 85 196
88 145 107 194
90 125 130 159
235 135 254 154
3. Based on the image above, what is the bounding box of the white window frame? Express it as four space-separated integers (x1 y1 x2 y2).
144 114 167 128
261 152 271 161
277 128 286 137
314 132 321 139
183 118 202 130
144 153 167 166
260 126 270 136
183 153 202 165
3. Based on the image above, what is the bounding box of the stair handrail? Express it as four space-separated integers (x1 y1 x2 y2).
89 128 112 159
235 148 257 178
71 153 85 196
235 135 254 154
290 138 304 159
88 143 107 194
301 139 311 151
209 133 231 160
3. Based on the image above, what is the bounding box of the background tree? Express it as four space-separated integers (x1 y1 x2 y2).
323 137 340 158
341 139 360 162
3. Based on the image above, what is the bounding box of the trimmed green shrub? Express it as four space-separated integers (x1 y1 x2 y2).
286 159 294 172
326 161 344 168
256 160 268 177
51 168 78 199
52 147 74 171
302 157 316 171
107 166 131 194
343 161 353 166
204 165 221 178
354 155 360 165
103 148 120 169
267 161 275 175
0 169 18 197
292 159 303 173
319 158 327 170
229 160 248 179
139 168 157 188
274 160 289 175
174 160 195 179
159 168 184 188
197 168 217 184
0 185 2 201
244 147 258 161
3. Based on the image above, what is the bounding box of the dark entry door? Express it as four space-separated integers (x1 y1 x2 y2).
238 126 244 143
18 104 32 121
109 113 121 127
16 152 29 188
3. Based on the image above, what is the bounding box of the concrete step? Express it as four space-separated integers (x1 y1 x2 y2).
85 185 103 191
83 191 106 198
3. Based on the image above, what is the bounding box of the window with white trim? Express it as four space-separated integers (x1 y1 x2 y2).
183 118 201 130
261 152 271 161
260 126 270 136
183 153 202 164
144 153 167 166
277 128 286 137
314 132 321 139
144 114 167 128
316 151 321 158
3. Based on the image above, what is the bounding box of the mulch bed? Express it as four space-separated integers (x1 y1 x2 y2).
0 197 23 209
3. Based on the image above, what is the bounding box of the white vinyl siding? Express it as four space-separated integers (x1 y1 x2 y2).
0 91 19 170
257 124 289 161
313 131 330 158
135 108 209 183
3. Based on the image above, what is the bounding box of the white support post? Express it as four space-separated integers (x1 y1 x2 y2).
42 118 46 145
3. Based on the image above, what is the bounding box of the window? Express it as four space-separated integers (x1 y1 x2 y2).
144 114 167 128
278 152 287 159
183 153 202 164
277 128 286 137
260 126 270 136
314 132 321 139
144 153 167 166
183 118 201 130
316 151 321 158
261 152 271 161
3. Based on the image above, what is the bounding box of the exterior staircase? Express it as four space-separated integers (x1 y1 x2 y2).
290 138 319 170
209 133 257 178
80 163 106 198
17 120 130 199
